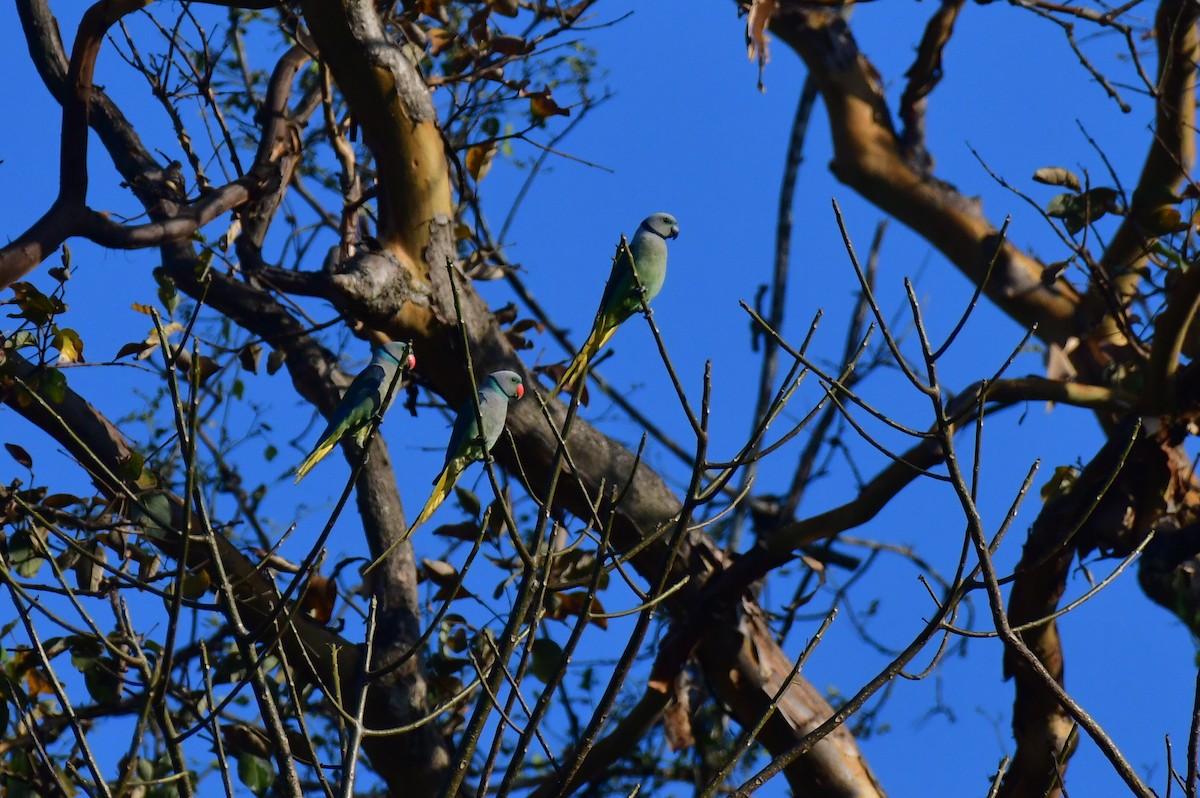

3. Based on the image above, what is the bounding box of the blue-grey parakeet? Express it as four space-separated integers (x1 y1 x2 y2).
555 213 679 395
294 341 415 482
410 370 524 530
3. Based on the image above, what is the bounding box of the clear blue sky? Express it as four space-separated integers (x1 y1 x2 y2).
0 2 1194 796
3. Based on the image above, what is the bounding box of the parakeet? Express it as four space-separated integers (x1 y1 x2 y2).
410 370 524 531
294 341 415 482
554 213 680 395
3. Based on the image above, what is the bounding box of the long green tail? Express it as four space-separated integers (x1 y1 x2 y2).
554 321 617 396
364 463 460 574
294 434 337 483
410 463 459 531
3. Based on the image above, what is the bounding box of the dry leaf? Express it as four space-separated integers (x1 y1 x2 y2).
522 87 570 120
301 574 337 625
422 558 461 588
663 674 695 752
746 0 777 91
490 34 530 56
5 442 32 469
428 28 456 56
466 141 499 182
21 660 57 698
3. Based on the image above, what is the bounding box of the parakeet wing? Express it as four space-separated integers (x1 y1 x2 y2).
321 363 386 440
594 235 642 328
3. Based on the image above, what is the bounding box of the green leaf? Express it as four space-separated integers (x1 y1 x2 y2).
1041 465 1080 503
237 753 274 796
83 657 121 704
68 636 102 671
117 452 146 483
39 369 67 404
9 528 45 579
1084 186 1120 209
9 283 62 325
530 638 564 683
3 331 35 352
264 445 278 462
454 486 482 518
153 268 180 318
1045 193 1076 218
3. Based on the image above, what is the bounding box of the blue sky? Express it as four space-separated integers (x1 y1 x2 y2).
1 2 1194 796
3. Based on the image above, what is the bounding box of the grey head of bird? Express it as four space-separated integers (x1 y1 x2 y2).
486 370 525 401
377 341 417 370
640 212 680 241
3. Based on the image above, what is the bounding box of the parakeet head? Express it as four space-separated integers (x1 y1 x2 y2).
378 341 416 370
488 370 524 401
640 213 679 241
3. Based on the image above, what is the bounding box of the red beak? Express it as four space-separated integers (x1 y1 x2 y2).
515 384 525 400
406 354 417 369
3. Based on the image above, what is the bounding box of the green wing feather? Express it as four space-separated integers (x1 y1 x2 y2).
555 237 638 396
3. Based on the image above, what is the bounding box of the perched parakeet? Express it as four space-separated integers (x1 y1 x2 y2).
294 341 415 482
410 370 524 531
554 213 679 395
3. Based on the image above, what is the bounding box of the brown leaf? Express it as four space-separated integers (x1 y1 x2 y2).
1045 337 1079 384
505 329 534 350
663 700 694 752
422 558 461 588
490 34 530 56
490 0 519 16
493 302 519 325
5 443 32 469
73 542 105 593
544 590 607 629
301 574 337 625
466 141 499 182
1041 259 1070 288
510 318 543 335
468 7 490 43
1032 166 1082 192
20 657 57 698
239 344 262 374
560 1 589 22
190 355 221 385
432 583 476 602
222 723 272 759
115 341 154 360
266 349 286 375
746 0 777 91
433 521 484 542
522 87 570 120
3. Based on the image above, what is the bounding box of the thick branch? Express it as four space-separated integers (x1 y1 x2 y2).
1100 0 1199 336
306 2 883 793
766 4 1082 346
